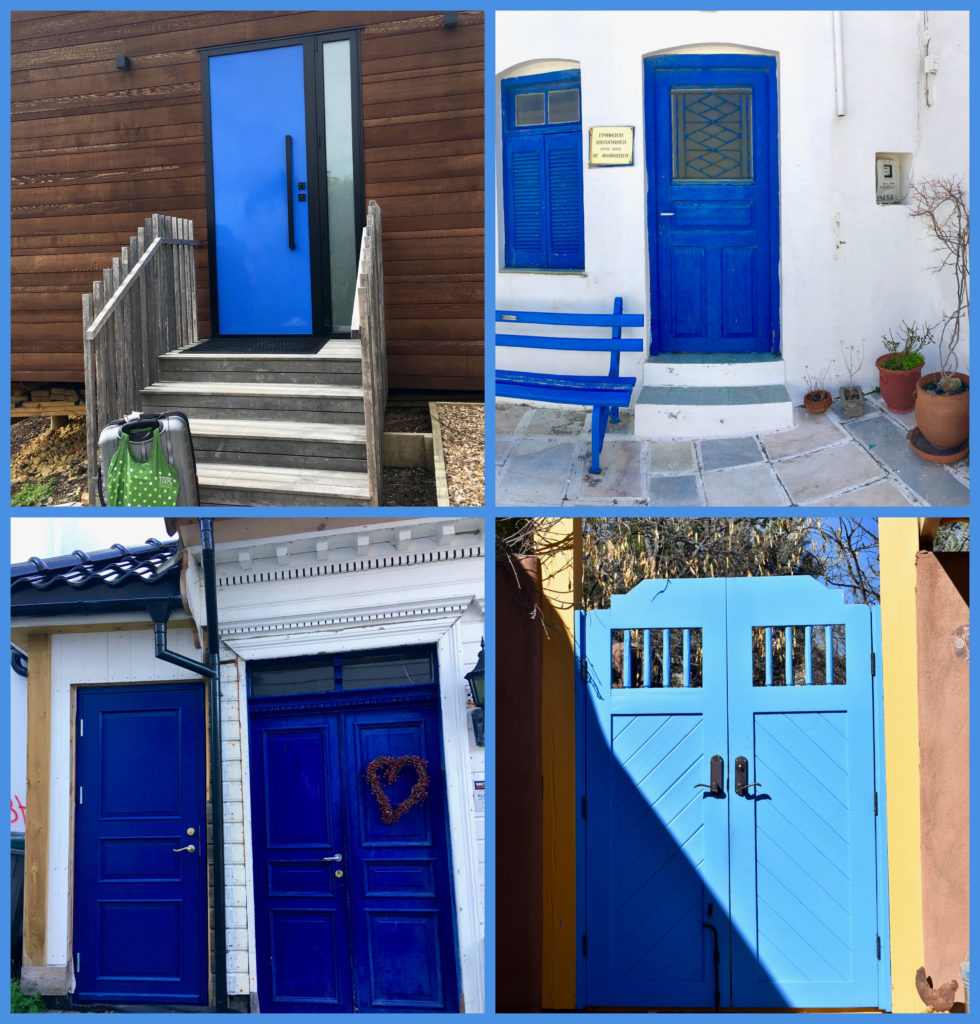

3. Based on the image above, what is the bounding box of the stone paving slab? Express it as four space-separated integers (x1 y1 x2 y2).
568 441 647 502
821 479 916 506
700 436 765 471
648 474 703 506
524 406 588 436
495 403 528 434
649 441 696 474
847 415 970 506
496 435 579 506
774 443 883 504
760 408 849 459
702 462 788 506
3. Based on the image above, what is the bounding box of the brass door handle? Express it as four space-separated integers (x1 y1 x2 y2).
173 844 196 853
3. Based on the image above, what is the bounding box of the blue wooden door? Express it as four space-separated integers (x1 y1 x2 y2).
579 578 887 1010
207 44 314 334
645 55 778 354
73 683 207 1004
249 686 459 1012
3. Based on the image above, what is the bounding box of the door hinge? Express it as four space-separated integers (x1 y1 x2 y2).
876 935 881 960
874 791 878 815
580 655 587 681
871 651 876 676
79 718 83 737
77 786 83 805
581 796 587 820
75 952 80 973
582 934 588 958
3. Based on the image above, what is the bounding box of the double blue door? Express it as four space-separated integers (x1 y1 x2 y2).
248 686 459 1012
645 55 779 354
579 577 888 1010
73 684 207 1004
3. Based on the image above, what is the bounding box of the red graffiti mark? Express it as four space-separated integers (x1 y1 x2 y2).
11 794 26 827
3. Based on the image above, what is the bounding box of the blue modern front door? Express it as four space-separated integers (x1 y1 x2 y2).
579 577 888 1010
645 55 779 354
73 683 207 1004
248 684 459 1013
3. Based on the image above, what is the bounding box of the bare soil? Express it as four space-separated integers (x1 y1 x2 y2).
11 417 88 505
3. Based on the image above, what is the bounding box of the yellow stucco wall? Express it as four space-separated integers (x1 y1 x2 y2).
879 517 926 1012
536 519 581 1009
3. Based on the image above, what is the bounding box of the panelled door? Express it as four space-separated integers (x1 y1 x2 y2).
248 685 459 1013
579 577 887 1010
645 55 778 354
203 34 361 337
73 683 207 1004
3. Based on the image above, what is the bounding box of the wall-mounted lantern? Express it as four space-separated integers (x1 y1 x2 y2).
115 55 131 71
465 640 485 746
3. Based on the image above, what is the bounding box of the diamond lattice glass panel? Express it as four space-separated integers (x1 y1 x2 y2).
751 624 847 686
548 88 580 124
672 88 753 181
515 92 546 126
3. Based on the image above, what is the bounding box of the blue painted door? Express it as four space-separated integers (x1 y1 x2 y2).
207 44 314 334
249 686 459 1012
645 55 778 354
73 684 207 1004
579 578 886 1010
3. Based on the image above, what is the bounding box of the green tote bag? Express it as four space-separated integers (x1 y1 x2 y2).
105 428 181 506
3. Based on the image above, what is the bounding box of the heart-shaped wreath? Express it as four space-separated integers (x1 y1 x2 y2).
364 754 430 824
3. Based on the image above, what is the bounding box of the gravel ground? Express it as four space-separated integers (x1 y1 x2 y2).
11 416 88 505
435 402 484 507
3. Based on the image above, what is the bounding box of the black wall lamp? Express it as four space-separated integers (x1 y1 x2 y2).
115 55 131 71
465 640 485 746
443 12 458 30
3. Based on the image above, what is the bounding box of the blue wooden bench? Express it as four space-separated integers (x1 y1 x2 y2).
495 297 645 473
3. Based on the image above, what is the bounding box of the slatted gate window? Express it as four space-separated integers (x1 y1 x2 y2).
751 623 847 686
611 627 703 688
501 69 585 270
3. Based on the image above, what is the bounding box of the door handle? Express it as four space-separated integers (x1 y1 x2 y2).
734 756 762 797
659 211 675 216
285 134 296 250
694 754 724 796
321 853 343 862
172 844 196 853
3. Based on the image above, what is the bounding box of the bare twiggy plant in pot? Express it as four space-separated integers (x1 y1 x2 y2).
802 362 834 414
838 340 866 418
907 176 970 458
876 319 934 413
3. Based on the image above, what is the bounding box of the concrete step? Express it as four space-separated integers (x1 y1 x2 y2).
633 383 795 440
140 381 365 423
196 462 372 507
644 353 786 389
187 417 367 473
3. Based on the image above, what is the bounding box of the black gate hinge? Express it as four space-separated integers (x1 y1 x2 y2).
582 934 588 958
876 935 881 960
874 791 878 815
580 655 587 681
582 796 587 820
871 650 876 676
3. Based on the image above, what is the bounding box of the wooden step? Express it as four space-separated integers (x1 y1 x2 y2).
187 417 368 472
196 462 372 506
158 345 362 385
140 380 365 423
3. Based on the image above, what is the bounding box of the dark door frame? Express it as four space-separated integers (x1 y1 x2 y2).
200 29 366 339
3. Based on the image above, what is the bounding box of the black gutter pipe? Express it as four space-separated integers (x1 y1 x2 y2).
150 519 228 1012
200 518 228 1013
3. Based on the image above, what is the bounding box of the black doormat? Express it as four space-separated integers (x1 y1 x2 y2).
189 336 328 355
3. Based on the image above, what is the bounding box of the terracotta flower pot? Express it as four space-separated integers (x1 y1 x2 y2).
875 353 923 413
914 372 970 450
803 389 832 414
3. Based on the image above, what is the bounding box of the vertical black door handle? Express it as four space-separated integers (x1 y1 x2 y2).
735 755 762 796
285 134 296 250
694 754 725 796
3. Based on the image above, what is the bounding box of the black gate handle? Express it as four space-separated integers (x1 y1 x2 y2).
694 754 725 796
735 755 762 796
285 134 295 250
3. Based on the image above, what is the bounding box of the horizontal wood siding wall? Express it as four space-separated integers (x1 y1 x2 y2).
11 10 484 390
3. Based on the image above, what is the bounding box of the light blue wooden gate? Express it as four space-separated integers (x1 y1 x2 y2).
577 577 890 1010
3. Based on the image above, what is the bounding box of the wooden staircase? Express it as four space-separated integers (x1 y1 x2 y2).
140 342 371 505
82 206 387 507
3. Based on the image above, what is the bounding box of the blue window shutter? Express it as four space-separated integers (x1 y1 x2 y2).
545 131 584 269
504 133 546 268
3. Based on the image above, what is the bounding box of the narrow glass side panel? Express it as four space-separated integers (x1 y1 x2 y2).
322 39 357 332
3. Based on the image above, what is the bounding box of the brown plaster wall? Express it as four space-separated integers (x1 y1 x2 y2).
495 555 543 1012
915 550 970 991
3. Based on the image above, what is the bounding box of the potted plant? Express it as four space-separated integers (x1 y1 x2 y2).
837 340 866 418
876 320 934 413
802 362 833 414
907 177 970 458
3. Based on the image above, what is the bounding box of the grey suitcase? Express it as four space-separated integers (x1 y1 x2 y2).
98 411 200 506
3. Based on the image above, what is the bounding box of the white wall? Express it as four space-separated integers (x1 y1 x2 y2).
496 10 969 402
